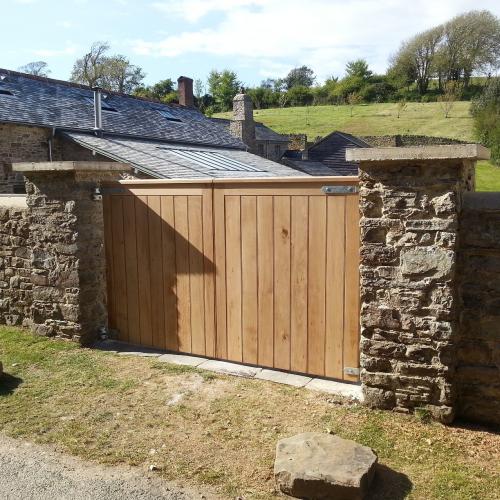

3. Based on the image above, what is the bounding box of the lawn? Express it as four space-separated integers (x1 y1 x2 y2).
214 101 474 142
476 161 500 192
1 327 499 499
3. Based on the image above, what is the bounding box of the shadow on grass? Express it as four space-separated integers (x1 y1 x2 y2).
0 372 23 396
367 464 413 500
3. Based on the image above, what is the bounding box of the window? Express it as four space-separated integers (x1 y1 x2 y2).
84 96 118 112
157 109 182 122
258 143 265 156
163 148 263 172
274 144 281 156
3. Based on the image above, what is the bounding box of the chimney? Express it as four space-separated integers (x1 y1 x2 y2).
92 86 103 132
177 76 194 107
229 92 256 152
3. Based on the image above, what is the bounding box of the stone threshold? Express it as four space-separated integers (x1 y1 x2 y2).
95 340 363 401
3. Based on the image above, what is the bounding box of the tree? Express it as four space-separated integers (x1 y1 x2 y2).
284 66 315 89
438 81 461 118
345 59 372 80
347 92 363 117
70 42 145 93
286 86 314 106
207 69 241 112
135 79 175 101
18 61 50 77
471 78 500 163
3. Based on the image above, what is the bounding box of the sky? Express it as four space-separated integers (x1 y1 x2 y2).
1 0 499 88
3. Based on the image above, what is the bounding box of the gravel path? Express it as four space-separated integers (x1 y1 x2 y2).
0 433 211 500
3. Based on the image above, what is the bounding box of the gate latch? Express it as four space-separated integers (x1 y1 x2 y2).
322 185 358 195
344 367 360 377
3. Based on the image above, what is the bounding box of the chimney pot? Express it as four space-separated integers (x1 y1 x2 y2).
177 76 194 107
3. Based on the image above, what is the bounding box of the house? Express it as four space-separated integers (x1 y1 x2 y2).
0 69 302 193
282 131 371 176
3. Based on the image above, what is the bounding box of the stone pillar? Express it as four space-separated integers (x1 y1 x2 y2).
347 145 489 423
12 161 130 345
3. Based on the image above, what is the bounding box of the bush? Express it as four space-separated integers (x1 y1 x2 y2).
471 78 500 164
286 86 314 106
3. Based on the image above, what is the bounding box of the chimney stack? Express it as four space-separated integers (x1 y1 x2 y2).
229 92 256 152
177 76 194 107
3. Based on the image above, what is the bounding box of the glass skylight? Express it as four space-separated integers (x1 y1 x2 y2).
157 109 182 122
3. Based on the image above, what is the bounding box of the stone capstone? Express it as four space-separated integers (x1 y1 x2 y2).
274 433 377 500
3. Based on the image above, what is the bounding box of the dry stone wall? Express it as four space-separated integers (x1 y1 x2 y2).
457 193 500 426
0 198 31 326
357 157 475 423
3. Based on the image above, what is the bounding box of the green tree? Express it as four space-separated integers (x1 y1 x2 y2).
286 86 314 106
134 79 176 101
70 42 145 93
345 59 372 80
18 61 50 77
471 78 500 163
207 69 241 112
284 66 315 89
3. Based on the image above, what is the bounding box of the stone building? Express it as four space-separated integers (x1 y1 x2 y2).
210 94 290 162
0 69 301 194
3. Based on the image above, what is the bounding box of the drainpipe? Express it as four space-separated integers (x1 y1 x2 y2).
93 86 103 135
47 127 55 162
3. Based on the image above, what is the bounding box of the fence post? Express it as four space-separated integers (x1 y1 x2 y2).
347 145 489 423
12 161 130 345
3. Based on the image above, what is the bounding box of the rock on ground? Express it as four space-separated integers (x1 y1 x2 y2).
274 432 377 500
0 433 211 500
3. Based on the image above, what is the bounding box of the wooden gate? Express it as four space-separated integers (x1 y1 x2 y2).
103 177 360 381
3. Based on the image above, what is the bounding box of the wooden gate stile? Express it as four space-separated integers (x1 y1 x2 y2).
103 177 360 381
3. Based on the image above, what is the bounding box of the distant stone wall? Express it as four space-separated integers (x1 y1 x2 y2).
361 135 466 148
0 197 31 326
457 193 500 426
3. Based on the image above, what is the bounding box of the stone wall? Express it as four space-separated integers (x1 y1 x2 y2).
457 193 500 426
0 197 31 326
349 145 484 424
360 135 466 148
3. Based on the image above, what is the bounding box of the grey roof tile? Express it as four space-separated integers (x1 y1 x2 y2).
62 132 306 179
0 69 244 149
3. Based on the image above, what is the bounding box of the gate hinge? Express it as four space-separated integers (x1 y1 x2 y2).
344 367 360 376
322 185 358 195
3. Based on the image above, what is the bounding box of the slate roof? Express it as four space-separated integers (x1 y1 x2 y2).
210 117 289 142
286 131 370 176
62 132 304 179
0 68 244 149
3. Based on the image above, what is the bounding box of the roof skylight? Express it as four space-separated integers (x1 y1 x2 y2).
0 89 14 96
84 96 118 112
157 109 182 122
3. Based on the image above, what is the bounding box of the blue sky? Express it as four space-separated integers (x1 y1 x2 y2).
2 0 500 88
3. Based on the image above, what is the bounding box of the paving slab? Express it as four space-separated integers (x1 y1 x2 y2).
255 369 312 387
117 351 162 357
157 353 207 367
198 359 262 378
305 378 363 401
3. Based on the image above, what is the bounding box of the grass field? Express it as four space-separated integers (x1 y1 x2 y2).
215 101 500 192
215 101 474 141
1 327 499 499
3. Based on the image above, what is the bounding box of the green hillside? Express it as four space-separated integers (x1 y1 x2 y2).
215 101 474 141
215 101 500 192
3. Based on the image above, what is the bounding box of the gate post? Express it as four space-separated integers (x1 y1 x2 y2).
12 161 130 345
347 145 489 423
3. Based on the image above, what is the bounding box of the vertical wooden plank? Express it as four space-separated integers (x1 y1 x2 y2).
213 188 227 359
343 194 360 381
241 196 258 365
290 196 308 373
122 196 141 346
110 196 128 342
273 196 291 371
225 195 242 362
135 195 153 347
202 188 216 358
161 195 178 351
174 195 191 353
307 196 327 377
148 196 165 350
188 196 206 356
102 195 115 330
257 196 274 367
325 196 346 379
